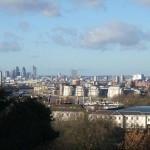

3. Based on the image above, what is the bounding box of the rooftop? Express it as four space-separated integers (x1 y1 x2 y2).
119 106 150 112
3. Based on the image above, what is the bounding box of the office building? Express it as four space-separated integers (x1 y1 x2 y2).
15 66 20 77
0 71 2 85
10 68 15 79
132 74 145 81
5 71 10 78
120 75 125 82
22 67 26 78
94 76 98 82
33 65 37 79
104 76 108 82
115 76 120 83
26 72 31 79
71 69 77 79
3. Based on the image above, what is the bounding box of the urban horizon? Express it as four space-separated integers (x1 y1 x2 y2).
0 65 148 77
1 0 150 76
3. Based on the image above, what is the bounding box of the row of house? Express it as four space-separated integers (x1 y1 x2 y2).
50 105 150 130
90 109 150 129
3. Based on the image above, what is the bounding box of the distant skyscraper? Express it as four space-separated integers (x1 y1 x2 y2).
15 66 20 77
104 76 108 82
94 76 98 82
115 76 120 83
33 65 37 79
5 71 10 78
132 74 145 81
71 69 77 79
120 75 125 82
22 67 26 78
26 72 31 79
10 68 15 79
0 71 2 85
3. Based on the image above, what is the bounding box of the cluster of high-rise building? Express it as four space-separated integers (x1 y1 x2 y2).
1 65 150 99
1 65 37 80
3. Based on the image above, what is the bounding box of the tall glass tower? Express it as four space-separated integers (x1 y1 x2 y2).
22 67 26 78
33 65 37 79
0 71 2 85
16 66 20 77
71 69 77 79
10 68 15 79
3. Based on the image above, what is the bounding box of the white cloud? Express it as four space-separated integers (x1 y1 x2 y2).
69 0 104 9
0 42 21 52
19 21 30 32
0 0 60 16
3 32 23 40
0 32 22 52
137 0 150 6
51 22 150 51
80 21 150 50
42 4 60 17
52 26 77 36
51 26 78 46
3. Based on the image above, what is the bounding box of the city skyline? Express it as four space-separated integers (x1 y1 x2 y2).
0 0 150 75
0 65 148 78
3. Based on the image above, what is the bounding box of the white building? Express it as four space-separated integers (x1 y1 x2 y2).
132 74 145 81
50 105 150 130
120 75 125 82
75 86 85 97
34 85 48 95
88 86 99 97
63 86 74 96
107 86 123 98
51 105 84 121
89 106 150 130
94 76 98 82
115 76 120 83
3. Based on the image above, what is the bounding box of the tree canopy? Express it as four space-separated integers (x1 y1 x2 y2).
50 114 124 150
0 98 58 150
120 129 150 150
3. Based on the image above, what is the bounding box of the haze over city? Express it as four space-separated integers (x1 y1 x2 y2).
0 0 150 75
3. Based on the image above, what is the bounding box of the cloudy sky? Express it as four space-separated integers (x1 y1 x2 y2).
0 0 150 75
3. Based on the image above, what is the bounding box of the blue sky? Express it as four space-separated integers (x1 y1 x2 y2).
0 0 150 76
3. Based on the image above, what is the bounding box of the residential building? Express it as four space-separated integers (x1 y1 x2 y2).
89 106 150 130
63 86 74 96
75 86 85 97
71 79 80 86
51 105 85 121
88 86 99 97
34 85 48 95
107 86 123 98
